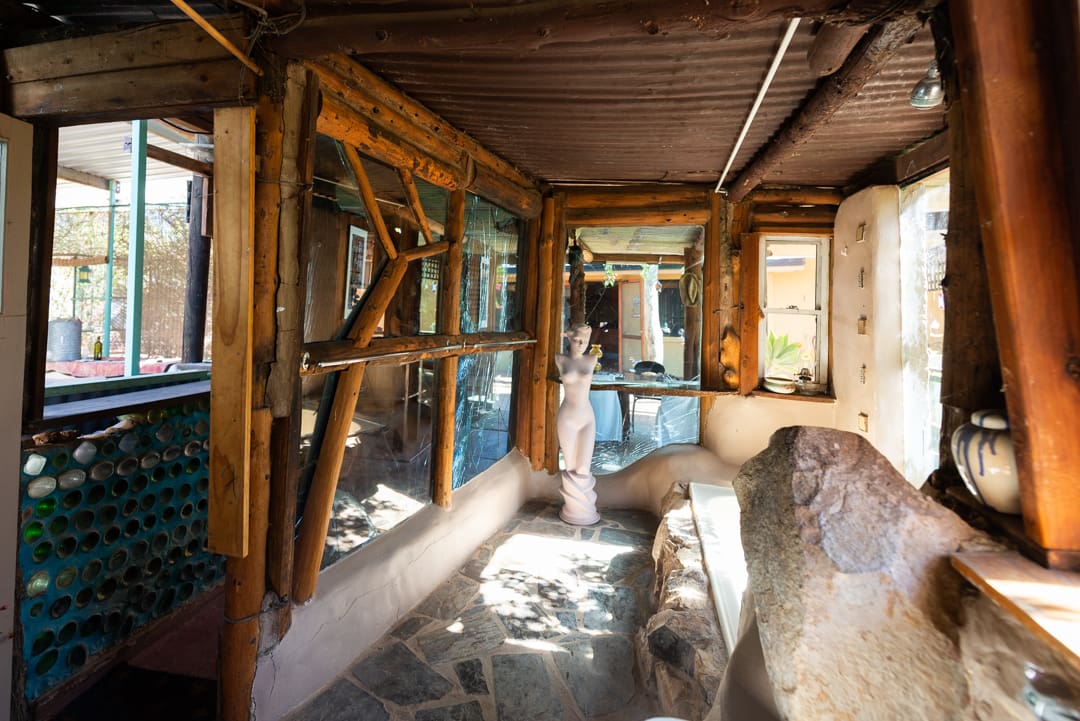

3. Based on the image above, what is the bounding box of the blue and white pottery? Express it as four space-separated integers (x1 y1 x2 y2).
950 409 1021 514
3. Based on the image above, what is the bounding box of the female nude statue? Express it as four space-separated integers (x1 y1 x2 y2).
555 323 600 525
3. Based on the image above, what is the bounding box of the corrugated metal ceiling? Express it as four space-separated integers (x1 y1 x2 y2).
15 2 946 190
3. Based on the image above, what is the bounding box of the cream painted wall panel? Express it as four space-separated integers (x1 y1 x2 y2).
0 113 33 721
702 395 837 468
832 186 905 477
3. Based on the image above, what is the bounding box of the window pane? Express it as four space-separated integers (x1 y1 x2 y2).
764 313 819 380
452 351 515 487
765 242 818 310
300 361 435 568
460 195 522 333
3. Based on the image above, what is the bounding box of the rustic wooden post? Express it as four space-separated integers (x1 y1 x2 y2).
682 242 703 380
22 125 57 423
952 0 1080 568
182 172 210 362
434 189 466 507
209 106 256 558
544 198 568 474
514 216 542 460
699 192 725 437
530 197 556 471
568 242 586 328
738 232 762 395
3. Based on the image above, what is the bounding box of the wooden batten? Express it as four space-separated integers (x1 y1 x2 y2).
952 0 1080 564
402 241 450 262
683 244 703 381
566 205 711 227
749 186 844 206
434 189 467 508
738 233 762 395
750 203 837 229
146 144 213 178
561 184 710 209
398 168 436 246
530 198 557 471
343 144 397 260
209 106 256 558
4 17 257 122
807 22 868 76
515 216 542 460
222 408 271 721
308 56 541 217
301 332 532 373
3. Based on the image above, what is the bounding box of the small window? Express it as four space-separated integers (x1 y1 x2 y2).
344 225 372 317
759 235 830 383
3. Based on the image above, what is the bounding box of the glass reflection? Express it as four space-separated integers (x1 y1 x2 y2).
452 351 516 488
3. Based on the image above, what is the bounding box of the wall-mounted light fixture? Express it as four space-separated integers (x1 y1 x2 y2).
909 60 943 109
77 266 92 284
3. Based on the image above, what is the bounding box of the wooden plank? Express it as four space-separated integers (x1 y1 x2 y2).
751 204 837 228
683 244 703 381
252 93 285 409
146 144 213 178
568 244 586 327
222 408 272 721
266 410 298 620
894 129 949 185
530 197 556 471
952 551 1080 668
728 13 931 202
182 172 210 362
588 253 680 265
342 144 397 260
952 0 1080 557
9 58 258 123
562 184 710 209
748 186 844 206
168 0 263 77
2 16 248 83
566 205 711 227
209 106 256 558
57 165 111 190
433 189 466 508
398 168 436 247
738 233 762 395
22 126 57 424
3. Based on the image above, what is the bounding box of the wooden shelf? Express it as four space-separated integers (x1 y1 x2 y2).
749 389 836 404
952 551 1080 670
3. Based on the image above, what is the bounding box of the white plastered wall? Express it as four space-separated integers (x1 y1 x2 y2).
831 186 905 475
1 115 34 721
703 186 905 474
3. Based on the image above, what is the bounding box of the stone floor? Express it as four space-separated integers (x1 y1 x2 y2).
286 501 662 721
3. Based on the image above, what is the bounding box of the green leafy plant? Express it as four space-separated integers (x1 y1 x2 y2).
765 331 802 378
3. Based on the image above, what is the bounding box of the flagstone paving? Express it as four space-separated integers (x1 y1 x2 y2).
285 501 661 721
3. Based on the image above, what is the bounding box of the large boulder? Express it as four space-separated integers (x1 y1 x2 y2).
732 427 997 721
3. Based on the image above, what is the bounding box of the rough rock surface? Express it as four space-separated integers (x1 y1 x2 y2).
733 427 996 721
637 483 728 721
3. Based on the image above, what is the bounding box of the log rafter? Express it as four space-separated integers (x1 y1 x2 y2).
273 0 941 58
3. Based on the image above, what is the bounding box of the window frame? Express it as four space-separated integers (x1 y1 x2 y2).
757 233 831 384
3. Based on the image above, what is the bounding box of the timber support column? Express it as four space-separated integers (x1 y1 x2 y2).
433 189 466 507
952 0 1080 568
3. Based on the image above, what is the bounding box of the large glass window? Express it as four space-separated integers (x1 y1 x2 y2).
759 236 830 384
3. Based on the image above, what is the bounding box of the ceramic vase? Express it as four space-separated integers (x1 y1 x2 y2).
950 409 1021 514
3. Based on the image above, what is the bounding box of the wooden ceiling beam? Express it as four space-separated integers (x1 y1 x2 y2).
146 144 214 177
807 22 868 77
727 9 933 203
56 165 111 191
561 184 710 210
273 0 938 58
566 205 710 227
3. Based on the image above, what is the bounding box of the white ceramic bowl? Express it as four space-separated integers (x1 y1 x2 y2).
763 376 796 394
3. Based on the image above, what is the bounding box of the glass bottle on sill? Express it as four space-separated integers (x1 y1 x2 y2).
93 337 103 361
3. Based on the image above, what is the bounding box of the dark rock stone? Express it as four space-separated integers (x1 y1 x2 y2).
583 585 640 632
390 615 430 640
418 606 507 665
414 701 484 721
604 549 652 585
580 528 596 540
555 611 577 632
517 518 577 538
597 527 653 549
285 679 388 721
460 545 494 581
350 642 452 706
603 509 659 534
553 636 636 717
648 624 696 676
416 574 480 620
496 602 564 640
517 499 549 519
492 653 565 721
453 659 489 695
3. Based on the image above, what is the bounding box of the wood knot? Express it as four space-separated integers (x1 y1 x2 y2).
1067 356 1080 381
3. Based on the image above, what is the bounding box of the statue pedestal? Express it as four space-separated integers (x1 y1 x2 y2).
559 470 600 525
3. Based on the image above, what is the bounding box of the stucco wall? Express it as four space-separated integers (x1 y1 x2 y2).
703 186 905 474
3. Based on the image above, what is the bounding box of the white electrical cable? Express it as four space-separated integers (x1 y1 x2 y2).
714 17 801 193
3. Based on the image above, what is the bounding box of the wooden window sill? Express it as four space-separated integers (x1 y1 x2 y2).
749 389 836 404
28 380 211 433
952 550 1080 670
